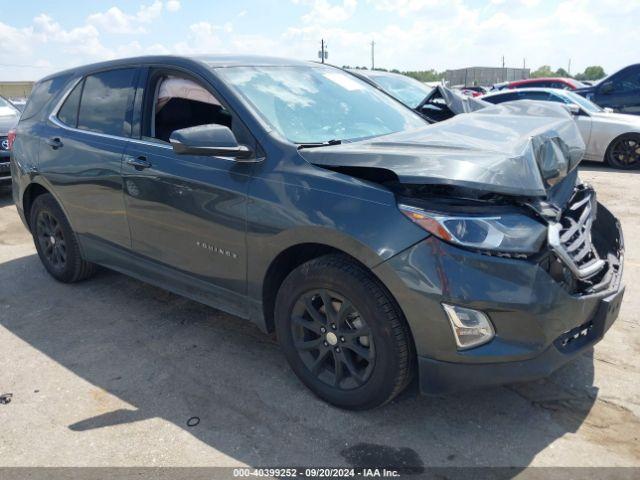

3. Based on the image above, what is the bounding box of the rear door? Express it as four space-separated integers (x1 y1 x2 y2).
39 68 139 249
122 67 255 301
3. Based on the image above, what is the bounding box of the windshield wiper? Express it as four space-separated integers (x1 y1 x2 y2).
297 139 342 149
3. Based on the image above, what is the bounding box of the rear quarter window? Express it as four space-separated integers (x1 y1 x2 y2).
57 80 83 128
21 74 73 121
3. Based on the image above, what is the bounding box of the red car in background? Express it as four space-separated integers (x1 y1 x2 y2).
495 77 587 91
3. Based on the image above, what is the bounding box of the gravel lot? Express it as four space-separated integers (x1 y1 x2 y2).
0 163 639 469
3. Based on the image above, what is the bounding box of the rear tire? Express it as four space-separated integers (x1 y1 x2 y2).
30 193 97 283
605 133 640 169
275 254 414 410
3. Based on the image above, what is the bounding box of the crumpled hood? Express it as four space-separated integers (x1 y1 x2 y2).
300 101 585 197
432 85 492 114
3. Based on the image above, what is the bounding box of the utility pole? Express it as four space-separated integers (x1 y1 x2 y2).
502 55 505 82
318 39 328 64
568 58 571 76
371 40 375 70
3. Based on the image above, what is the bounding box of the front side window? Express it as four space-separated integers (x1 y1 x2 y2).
77 68 137 136
563 91 602 113
148 75 232 143
368 74 433 109
612 70 640 93
216 65 425 144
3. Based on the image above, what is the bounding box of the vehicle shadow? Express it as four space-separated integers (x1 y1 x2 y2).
579 161 640 174
0 254 600 470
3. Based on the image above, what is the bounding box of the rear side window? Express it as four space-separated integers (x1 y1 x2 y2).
528 81 549 88
21 74 72 120
77 68 137 137
516 91 551 101
57 81 83 127
612 69 640 93
484 92 517 104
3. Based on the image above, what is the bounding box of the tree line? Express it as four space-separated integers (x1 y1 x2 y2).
343 65 607 82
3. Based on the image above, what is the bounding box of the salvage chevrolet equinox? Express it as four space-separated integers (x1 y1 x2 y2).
11 56 625 409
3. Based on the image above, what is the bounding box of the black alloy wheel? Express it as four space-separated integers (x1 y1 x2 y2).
275 254 414 410
36 211 67 271
607 134 640 169
291 289 375 390
30 193 97 283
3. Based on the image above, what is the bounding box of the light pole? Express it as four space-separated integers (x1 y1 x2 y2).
371 40 375 70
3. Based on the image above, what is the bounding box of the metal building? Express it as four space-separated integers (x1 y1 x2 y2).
444 67 530 87
0 81 34 99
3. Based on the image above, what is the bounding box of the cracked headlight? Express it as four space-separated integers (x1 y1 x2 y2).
399 204 546 254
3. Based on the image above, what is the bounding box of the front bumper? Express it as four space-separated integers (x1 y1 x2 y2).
418 286 623 394
0 151 10 184
375 202 624 395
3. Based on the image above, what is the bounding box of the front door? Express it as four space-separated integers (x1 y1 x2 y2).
122 68 254 299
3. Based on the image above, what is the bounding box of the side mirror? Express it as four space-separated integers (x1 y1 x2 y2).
603 107 614 113
169 124 254 161
566 103 581 115
600 82 614 94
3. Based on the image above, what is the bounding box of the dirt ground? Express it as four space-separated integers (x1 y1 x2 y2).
0 162 639 469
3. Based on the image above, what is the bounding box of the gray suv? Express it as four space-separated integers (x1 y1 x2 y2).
11 55 625 409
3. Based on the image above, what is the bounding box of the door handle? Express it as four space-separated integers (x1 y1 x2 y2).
126 155 152 170
46 137 63 150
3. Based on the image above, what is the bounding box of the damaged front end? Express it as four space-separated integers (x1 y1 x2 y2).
539 184 624 296
389 178 624 296
300 100 624 297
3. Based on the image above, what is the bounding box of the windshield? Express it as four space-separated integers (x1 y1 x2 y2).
216 65 425 144
368 73 432 108
0 96 18 113
563 91 603 113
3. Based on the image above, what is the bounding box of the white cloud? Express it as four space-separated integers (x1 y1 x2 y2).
370 0 446 16
87 1 164 34
296 0 358 23
166 0 182 12
1 0 639 83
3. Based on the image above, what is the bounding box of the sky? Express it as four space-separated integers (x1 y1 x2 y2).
0 0 638 81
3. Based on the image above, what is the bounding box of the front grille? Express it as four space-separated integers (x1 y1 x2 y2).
548 185 605 280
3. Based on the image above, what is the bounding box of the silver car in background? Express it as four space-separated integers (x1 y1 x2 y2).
483 88 640 169
0 95 20 185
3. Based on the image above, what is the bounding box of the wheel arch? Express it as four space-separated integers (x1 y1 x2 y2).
261 243 345 334
260 241 416 358
22 181 52 229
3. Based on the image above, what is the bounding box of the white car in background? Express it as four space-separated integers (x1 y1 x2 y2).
483 88 640 169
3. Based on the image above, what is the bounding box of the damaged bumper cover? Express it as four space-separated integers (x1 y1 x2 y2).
376 199 624 395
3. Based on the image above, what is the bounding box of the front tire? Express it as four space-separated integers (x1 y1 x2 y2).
275 254 414 410
30 193 97 283
606 133 640 169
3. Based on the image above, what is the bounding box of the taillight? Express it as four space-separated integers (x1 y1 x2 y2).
7 129 16 150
